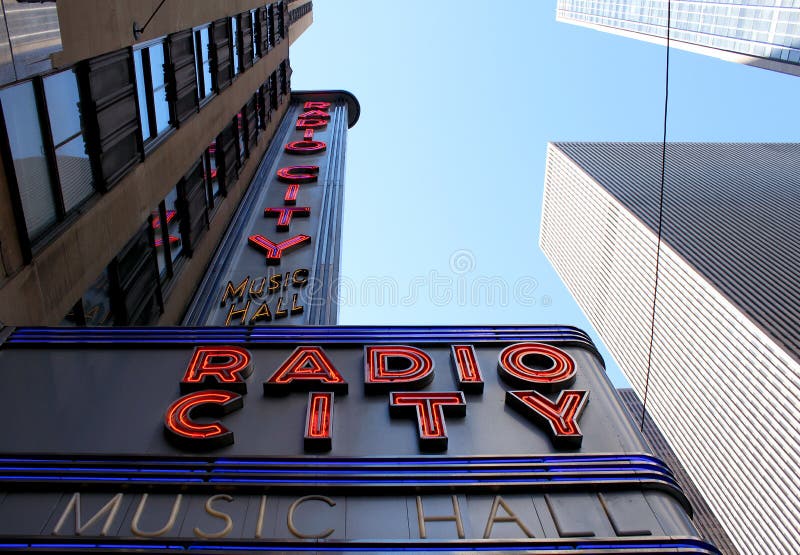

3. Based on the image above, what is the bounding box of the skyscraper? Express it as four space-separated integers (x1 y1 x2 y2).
557 0 800 76
617 388 739 554
539 141 800 555
0 1 326 327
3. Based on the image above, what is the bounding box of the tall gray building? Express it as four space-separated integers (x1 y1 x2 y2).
617 388 739 554
557 0 800 75
539 142 800 555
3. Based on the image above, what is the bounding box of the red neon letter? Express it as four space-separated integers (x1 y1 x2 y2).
264 346 348 395
164 390 243 450
497 343 576 392
277 165 319 183
304 101 331 110
284 183 300 205
296 118 328 129
304 392 334 452
505 390 589 449
389 392 466 452
285 140 327 154
364 345 434 394
298 109 331 120
450 345 484 393
264 207 311 231
181 346 253 394
248 234 311 264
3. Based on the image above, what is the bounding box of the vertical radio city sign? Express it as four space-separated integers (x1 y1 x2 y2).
0 326 718 553
183 92 359 327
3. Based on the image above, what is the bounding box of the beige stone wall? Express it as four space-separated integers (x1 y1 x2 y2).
54 0 273 68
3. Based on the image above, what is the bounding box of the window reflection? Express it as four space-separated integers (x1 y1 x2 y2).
232 16 241 75
44 69 93 212
195 26 213 100
134 40 171 143
0 80 57 239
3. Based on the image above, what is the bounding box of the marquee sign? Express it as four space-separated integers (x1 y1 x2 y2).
183 92 358 327
0 325 720 553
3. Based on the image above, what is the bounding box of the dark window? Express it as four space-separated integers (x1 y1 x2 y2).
204 140 221 207
166 29 198 125
235 111 247 166
266 4 275 49
178 158 209 255
210 18 232 92
216 121 237 193
231 16 241 76
250 9 259 63
246 94 258 148
134 40 171 143
194 26 213 100
82 48 142 190
276 2 286 42
153 186 184 280
257 6 270 56
109 224 163 325
256 84 268 129
240 11 254 70
268 71 278 111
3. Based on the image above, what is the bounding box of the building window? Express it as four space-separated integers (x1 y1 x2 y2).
110 224 163 325
0 71 96 247
134 39 171 144
204 140 221 207
235 111 247 166
43 69 94 213
62 268 115 326
231 16 241 76
194 26 214 101
251 9 259 62
152 186 184 280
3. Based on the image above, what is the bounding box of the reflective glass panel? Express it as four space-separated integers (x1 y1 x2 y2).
0 80 57 240
133 49 151 139
148 43 170 134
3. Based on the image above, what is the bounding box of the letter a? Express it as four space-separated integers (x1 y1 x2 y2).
264 346 348 395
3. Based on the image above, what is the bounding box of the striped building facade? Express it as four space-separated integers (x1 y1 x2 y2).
539 142 800 554
557 0 800 76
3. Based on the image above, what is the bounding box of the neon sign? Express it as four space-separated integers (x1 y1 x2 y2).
163 342 589 453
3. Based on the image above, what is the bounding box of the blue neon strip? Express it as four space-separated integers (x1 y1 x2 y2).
0 541 719 553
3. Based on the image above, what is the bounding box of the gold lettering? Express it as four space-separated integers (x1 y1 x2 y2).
249 302 272 324
249 277 267 298
52 493 123 536
131 493 182 537
287 495 335 539
290 294 304 315
194 494 234 539
221 277 249 306
255 495 268 539
274 297 288 318
268 274 282 293
415 496 464 539
292 269 309 286
225 300 251 326
483 495 534 538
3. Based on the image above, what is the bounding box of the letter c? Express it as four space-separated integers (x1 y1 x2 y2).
287 495 336 538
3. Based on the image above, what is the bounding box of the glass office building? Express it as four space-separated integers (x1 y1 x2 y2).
557 0 800 75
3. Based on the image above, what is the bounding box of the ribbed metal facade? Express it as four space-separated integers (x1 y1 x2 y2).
557 0 800 75
618 388 739 555
540 142 800 555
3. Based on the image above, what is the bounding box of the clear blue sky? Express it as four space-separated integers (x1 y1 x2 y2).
290 1 800 387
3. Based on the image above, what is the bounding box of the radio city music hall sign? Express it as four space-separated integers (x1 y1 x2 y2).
217 101 333 326
164 342 588 453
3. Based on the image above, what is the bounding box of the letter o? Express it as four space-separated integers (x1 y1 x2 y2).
497 343 576 392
